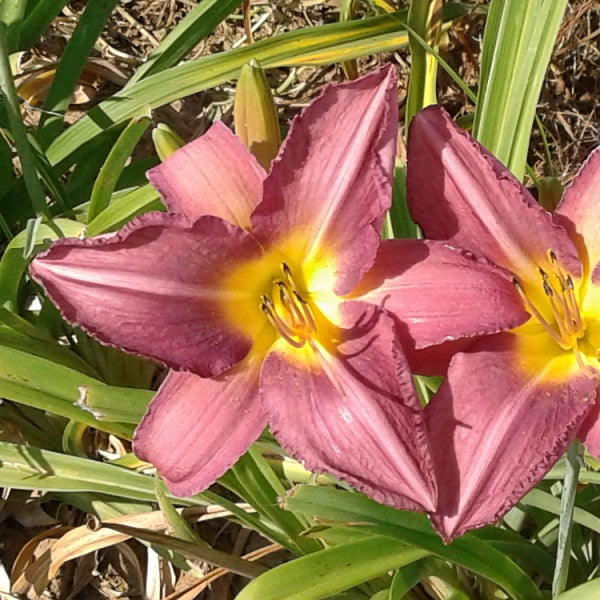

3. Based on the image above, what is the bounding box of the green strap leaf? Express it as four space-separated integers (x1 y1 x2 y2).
0 441 205 503
0 21 48 217
46 10 412 169
36 0 120 148
405 0 443 129
521 488 600 535
553 578 600 600
473 0 568 179
237 536 429 600
0 0 27 52
85 184 164 236
87 116 151 222
284 486 543 600
129 0 244 83
18 0 70 50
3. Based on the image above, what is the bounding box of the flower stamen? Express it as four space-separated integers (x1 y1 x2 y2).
512 277 569 349
261 264 317 348
513 250 592 374
276 280 303 328
261 296 305 348
294 291 317 333
571 338 597 379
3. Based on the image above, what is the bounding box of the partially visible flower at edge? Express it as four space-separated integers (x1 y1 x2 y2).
407 105 600 542
30 68 526 512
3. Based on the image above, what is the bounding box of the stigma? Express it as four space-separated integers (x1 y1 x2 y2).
512 249 594 376
260 263 317 348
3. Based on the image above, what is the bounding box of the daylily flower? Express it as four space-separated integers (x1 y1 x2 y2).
30 68 525 512
407 105 600 542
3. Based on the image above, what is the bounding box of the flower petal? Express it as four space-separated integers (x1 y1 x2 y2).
147 122 265 227
408 338 476 377
426 333 597 542
555 147 600 279
252 66 398 295
134 364 266 496
407 106 581 283
349 238 529 350
30 212 262 377
260 304 437 512
578 401 600 459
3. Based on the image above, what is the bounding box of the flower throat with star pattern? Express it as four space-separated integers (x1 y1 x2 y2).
260 263 317 348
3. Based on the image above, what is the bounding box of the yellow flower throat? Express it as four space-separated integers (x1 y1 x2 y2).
513 249 597 378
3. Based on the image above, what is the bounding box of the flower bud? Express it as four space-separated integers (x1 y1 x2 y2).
537 176 564 212
234 59 281 169
152 123 185 162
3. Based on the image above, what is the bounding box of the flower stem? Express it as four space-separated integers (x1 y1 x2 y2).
552 441 581 597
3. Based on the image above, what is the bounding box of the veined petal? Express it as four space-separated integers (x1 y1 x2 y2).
427 333 597 543
147 122 265 228
133 364 266 496
252 66 398 295
555 147 600 280
578 401 600 460
407 106 581 284
260 304 437 512
30 212 263 377
408 338 476 377
349 239 528 350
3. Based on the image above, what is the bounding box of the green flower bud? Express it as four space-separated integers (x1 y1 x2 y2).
152 123 185 162
537 176 564 212
234 59 281 170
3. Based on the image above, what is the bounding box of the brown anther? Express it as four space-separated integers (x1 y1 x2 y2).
293 291 307 305
543 281 553 297
282 262 292 279
262 265 317 348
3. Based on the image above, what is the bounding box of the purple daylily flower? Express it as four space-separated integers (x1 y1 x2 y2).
30 69 525 512
407 105 600 542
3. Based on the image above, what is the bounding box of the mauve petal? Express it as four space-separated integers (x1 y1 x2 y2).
578 400 600 459
427 333 597 543
349 239 528 351
133 364 266 496
555 147 600 280
147 122 265 227
408 338 476 377
260 304 437 512
30 212 262 377
252 66 398 295
407 106 581 284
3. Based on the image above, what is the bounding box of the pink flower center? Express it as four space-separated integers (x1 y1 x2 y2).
513 249 594 376
260 263 317 348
